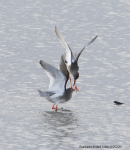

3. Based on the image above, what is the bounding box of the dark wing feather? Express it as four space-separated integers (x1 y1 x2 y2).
59 55 69 80
87 35 98 46
46 91 55 96
75 47 85 62
59 55 69 87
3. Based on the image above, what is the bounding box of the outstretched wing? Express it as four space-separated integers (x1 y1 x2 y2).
75 35 98 62
39 60 66 94
55 26 74 65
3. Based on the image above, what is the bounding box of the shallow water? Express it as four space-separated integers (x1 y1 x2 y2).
0 0 130 149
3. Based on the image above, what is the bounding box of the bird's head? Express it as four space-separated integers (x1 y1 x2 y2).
74 72 79 80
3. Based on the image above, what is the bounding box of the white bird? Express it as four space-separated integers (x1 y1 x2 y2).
55 26 98 91
38 55 75 111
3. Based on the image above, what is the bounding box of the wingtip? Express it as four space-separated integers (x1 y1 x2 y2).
55 26 57 34
37 89 40 94
94 35 98 41
94 35 98 40
39 60 42 64
87 35 98 46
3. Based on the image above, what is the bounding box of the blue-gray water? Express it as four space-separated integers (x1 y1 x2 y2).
0 0 130 149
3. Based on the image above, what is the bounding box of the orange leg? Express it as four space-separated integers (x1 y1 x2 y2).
74 79 79 92
55 105 58 111
69 76 75 90
52 104 55 109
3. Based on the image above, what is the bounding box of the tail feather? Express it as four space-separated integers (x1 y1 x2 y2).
37 90 47 97
37 90 55 97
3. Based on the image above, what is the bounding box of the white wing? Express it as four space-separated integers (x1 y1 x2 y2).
55 26 73 65
40 60 66 94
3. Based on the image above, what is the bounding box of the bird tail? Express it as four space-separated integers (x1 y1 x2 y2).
37 89 47 97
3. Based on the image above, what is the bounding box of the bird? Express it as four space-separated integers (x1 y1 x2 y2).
38 55 75 111
114 101 124 105
55 26 98 92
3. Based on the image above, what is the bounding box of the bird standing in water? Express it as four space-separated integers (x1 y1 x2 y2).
38 55 75 111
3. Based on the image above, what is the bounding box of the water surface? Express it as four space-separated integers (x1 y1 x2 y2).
0 0 130 149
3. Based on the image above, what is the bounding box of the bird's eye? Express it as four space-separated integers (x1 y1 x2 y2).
65 60 67 63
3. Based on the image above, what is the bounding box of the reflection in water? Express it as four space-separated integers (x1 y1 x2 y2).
39 109 78 141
